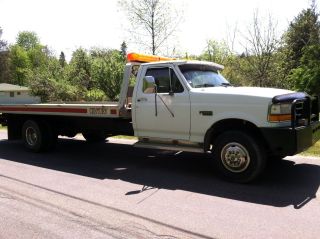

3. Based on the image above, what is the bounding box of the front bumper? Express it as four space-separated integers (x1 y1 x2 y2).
261 121 320 156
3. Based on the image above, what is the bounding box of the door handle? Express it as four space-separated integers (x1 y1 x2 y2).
137 98 147 102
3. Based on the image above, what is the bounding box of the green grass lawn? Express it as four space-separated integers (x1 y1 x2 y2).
111 135 137 140
300 141 320 157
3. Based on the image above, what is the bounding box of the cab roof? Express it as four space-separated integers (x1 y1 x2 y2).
140 60 224 71
126 52 224 71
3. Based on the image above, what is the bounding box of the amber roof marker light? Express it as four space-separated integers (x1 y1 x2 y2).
127 52 177 63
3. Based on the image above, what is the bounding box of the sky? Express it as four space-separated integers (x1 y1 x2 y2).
0 0 316 59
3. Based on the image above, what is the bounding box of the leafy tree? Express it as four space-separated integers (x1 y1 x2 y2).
200 40 231 64
85 89 107 101
9 45 31 86
119 0 182 55
9 31 77 102
27 45 50 68
28 69 57 102
239 12 280 87
264 50 290 89
54 82 79 101
16 31 40 51
289 45 320 95
9 31 52 87
198 40 243 86
0 27 8 52
28 56 79 102
0 50 11 83
68 48 93 90
8 31 129 102
0 27 11 83
91 50 124 100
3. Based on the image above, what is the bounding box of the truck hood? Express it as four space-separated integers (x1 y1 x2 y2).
191 86 294 99
189 86 296 128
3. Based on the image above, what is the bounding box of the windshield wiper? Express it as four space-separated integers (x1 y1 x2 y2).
194 83 215 88
219 83 232 87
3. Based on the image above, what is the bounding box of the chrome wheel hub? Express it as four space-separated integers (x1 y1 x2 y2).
221 142 250 173
25 127 38 146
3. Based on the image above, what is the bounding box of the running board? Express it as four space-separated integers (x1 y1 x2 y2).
134 142 204 153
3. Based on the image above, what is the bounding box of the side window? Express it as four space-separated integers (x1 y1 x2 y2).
143 67 184 94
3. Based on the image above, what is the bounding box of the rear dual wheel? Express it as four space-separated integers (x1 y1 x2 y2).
22 120 57 152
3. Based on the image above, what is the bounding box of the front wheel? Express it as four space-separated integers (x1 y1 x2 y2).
212 131 266 183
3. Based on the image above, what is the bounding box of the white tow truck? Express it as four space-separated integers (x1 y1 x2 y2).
0 52 319 182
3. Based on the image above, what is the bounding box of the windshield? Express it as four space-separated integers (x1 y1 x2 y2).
179 64 230 88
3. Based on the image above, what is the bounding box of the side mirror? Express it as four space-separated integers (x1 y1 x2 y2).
144 76 156 85
144 76 158 116
143 76 157 93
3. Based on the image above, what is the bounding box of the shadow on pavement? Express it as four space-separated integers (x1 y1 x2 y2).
0 138 319 209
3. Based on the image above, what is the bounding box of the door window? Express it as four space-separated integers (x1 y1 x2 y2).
143 68 184 94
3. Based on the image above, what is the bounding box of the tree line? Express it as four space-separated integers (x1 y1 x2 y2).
0 29 127 102
0 1 319 102
197 5 320 96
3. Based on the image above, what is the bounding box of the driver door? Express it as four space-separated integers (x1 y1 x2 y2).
134 66 190 140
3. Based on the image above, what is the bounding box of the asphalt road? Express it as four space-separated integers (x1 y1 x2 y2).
0 130 319 239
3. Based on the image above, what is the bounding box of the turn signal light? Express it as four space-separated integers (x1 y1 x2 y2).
268 114 292 122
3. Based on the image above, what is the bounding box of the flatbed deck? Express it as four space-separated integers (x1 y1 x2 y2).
0 102 121 118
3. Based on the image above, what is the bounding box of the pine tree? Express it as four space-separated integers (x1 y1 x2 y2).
59 51 66 67
120 41 127 58
284 3 320 95
283 6 320 69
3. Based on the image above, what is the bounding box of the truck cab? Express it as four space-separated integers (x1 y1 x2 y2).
126 53 320 182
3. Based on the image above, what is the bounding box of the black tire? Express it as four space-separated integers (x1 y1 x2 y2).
212 130 266 183
22 120 56 152
82 131 107 143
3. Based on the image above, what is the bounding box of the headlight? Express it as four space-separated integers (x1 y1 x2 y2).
268 103 292 122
